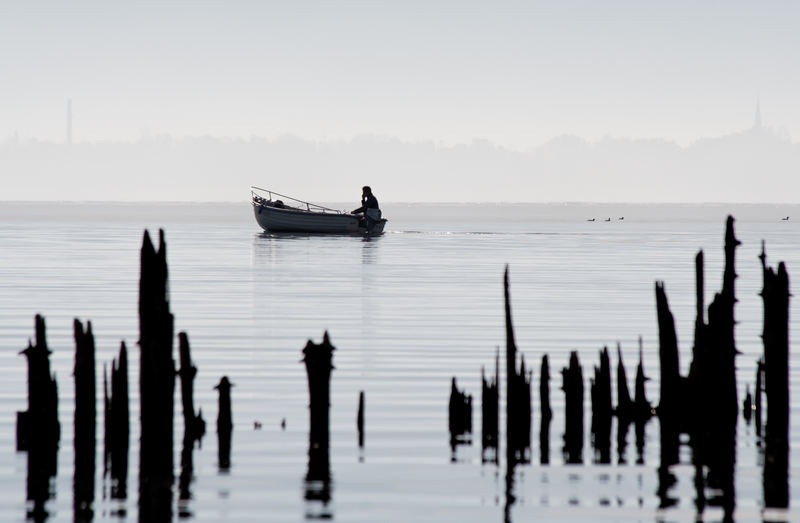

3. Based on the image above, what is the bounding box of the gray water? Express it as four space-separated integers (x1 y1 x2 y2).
1 202 799 522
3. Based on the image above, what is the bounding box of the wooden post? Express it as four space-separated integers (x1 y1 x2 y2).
561 351 583 464
481 350 499 463
634 338 650 465
73 319 96 518
215 377 233 470
448 377 473 453
655 282 680 467
504 267 532 466
19 315 60 520
178 332 205 440
590 346 612 464
539 355 551 465
109 342 129 499
357 391 365 450
760 244 790 509
138 229 175 521
303 333 334 516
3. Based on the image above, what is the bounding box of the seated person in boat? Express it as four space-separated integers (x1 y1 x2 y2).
351 186 381 221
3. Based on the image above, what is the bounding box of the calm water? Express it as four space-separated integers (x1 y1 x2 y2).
1 202 799 522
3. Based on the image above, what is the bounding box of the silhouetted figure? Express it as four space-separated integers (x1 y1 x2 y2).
350 186 381 226
351 186 379 215
781 216 789 221
215 377 233 471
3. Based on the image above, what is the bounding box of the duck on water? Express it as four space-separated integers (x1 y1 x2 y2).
251 186 387 235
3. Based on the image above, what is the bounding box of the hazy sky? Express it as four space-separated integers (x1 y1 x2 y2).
2 1 799 148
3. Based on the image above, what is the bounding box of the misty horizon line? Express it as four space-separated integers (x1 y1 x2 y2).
2 119 791 151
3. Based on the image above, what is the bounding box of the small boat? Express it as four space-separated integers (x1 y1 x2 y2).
251 186 387 235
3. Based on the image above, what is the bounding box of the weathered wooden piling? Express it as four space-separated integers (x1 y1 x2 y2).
449 377 473 451
755 358 764 437
178 332 204 505
481 350 499 462
357 391 365 449
759 245 790 509
108 342 129 499
742 386 752 424
539 354 551 465
303 332 335 451
504 267 532 465
215 376 233 470
17 314 60 452
19 315 60 520
706 217 740 427
616 344 632 418
303 333 334 514
655 282 680 467
617 341 650 464
633 337 651 422
73 319 96 518
700 218 740 521
561 351 583 464
138 229 175 521
590 346 612 463
178 332 205 440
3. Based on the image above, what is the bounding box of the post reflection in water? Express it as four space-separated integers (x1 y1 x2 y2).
304 442 333 520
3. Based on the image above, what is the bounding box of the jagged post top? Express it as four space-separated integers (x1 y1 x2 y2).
140 228 170 306
21 314 51 357
504 265 517 358
722 215 740 299
214 376 234 391
302 331 336 370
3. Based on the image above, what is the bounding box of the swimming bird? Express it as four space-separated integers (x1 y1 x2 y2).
618 217 624 220
587 218 595 222
605 217 611 222
782 216 789 221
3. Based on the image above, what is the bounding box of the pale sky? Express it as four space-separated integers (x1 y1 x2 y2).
1 1 799 149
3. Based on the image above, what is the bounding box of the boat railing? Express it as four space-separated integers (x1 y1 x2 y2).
250 186 345 214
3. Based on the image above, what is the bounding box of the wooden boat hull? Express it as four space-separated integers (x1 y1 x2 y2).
253 202 386 234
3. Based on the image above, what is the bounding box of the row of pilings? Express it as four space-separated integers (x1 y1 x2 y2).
15 216 791 521
16 230 232 522
447 216 790 521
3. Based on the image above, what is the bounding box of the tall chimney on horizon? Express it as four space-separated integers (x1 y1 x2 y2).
67 99 72 145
